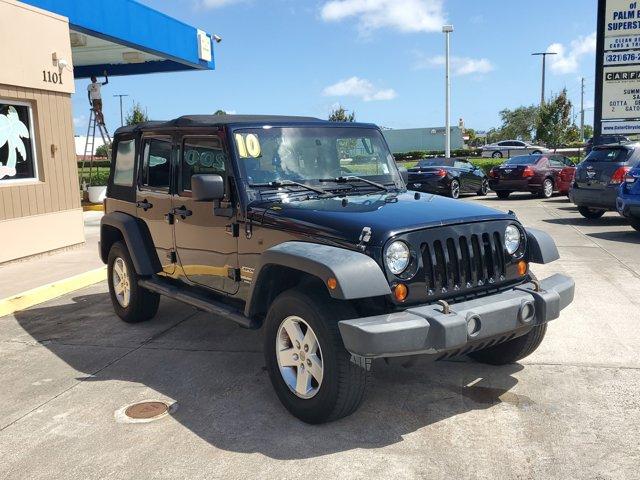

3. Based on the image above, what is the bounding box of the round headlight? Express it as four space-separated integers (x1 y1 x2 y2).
385 241 411 275
505 225 521 255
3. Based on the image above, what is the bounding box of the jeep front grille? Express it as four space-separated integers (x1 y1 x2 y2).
420 230 506 295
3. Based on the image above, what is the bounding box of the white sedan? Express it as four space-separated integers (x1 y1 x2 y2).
481 140 550 158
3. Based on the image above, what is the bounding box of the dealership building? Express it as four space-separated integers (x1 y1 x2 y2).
0 0 215 264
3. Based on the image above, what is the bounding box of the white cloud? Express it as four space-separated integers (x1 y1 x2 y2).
322 76 397 101
414 54 494 76
548 32 596 74
198 0 247 9
320 0 446 34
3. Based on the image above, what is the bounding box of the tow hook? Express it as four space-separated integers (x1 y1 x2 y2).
437 299 451 315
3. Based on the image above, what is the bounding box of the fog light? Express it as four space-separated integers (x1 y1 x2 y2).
466 315 481 336
517 260 528 276
519 302 535 324
394 283 408 302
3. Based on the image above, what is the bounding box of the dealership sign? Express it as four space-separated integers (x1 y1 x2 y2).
596 1 640 134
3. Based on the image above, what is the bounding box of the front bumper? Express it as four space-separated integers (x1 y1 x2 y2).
338 274 574 358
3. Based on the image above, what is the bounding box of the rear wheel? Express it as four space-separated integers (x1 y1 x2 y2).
107 241 160 323
578 206 606 219
449 179 460 199
496 190 511 199
477 179 489 196
469 324 547 365
492 151 503 158
539 178 554 198
264 289 369 424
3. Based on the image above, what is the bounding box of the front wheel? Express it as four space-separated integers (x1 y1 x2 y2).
578 206 606 219
469 324 547 365
107 241 160 323
449 179 460 199
264 289 369 424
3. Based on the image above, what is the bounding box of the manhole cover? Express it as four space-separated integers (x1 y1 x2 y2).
125 401 169 420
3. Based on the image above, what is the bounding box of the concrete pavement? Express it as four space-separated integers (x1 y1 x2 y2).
1 194 639 479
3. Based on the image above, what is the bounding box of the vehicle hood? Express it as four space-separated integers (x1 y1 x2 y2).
250 191 515 246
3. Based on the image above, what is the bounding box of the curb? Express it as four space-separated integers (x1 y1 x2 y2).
0 266 107 318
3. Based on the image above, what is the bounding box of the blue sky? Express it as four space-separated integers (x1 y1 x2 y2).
72 0 598 134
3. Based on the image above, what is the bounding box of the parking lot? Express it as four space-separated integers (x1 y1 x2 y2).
1 193 639 480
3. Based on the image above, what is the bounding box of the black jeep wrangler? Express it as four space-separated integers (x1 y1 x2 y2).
100 115 574 423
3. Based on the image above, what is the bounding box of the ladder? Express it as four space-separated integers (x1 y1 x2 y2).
80 108 112 189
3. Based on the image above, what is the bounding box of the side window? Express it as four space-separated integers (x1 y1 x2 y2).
181 136 227 193
454 160 470 170
549 156 564 168
140 137 172 190
113 139 136 186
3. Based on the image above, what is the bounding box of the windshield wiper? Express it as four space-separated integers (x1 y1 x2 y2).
249 180 328 196
319 176 389 192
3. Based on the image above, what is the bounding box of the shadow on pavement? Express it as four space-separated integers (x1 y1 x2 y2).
543 216 631 228
585 230 640 244
13 291 525 460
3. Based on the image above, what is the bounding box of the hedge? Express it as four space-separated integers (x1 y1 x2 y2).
393 149 481 162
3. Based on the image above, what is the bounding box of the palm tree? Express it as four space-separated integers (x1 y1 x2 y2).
0 106 30 179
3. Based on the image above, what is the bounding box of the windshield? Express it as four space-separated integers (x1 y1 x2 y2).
585 148 631 162
505 155 541 165
233 126 401 194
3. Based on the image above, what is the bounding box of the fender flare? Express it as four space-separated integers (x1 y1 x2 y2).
526 228 559 264
100 212 161 275
245 241 391 317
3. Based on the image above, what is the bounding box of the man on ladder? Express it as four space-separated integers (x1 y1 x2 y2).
87 70 108 125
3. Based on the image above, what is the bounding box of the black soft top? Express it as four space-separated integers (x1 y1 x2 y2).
114 114 332 135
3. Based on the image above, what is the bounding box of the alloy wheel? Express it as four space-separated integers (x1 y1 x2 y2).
112 257 131 308
543 179 553 198
451 180 460 199
481 179 488 195
276 316 324 399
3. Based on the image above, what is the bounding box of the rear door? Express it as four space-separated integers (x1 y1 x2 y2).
574 146 632 191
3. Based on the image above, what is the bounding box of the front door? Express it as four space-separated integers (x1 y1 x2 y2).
173 134 239 294
137 135 175 275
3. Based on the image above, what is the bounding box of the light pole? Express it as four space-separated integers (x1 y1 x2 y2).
442 24 454 158
531 52 557 106
113 94 129 127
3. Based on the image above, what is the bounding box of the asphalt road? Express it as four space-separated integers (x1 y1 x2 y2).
1 193 639 480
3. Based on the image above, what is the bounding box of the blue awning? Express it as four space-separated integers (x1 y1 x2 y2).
22 0 215 78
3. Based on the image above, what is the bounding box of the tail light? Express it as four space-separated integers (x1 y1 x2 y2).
610 166 631 185
522 166 535 178
436 168 447 178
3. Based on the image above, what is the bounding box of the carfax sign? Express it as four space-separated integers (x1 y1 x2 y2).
596 0 640 134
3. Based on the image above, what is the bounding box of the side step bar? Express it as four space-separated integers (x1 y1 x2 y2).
139 277 258 329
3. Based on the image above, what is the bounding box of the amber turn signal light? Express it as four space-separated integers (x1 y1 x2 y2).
327 277 338 290
394 283 408 302
517 260 528 276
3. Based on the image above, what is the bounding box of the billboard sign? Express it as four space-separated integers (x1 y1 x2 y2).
601 119 640 133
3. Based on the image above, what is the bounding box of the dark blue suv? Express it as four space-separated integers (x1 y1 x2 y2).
616 165 640 231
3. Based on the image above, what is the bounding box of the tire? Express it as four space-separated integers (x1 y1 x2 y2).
539 178 554 198
263 288 369 424
496 190 511 199
477 179 489 196
577 206 606 219
449 179 460 199
532 150 542 155
107 241 160 323
492 151 503 158
469 323 547 365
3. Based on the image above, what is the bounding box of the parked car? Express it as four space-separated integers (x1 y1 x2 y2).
100 114 574 424
481 140 549 158
488 154 576 199
407 158 488 198
570 143 640 219
585 135 629 155
616 165 640 231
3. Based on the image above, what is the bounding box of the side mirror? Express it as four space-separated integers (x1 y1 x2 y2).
192 174 224 202
398 166 409 185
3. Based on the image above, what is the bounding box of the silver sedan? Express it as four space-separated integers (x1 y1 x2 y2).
481 140 550 158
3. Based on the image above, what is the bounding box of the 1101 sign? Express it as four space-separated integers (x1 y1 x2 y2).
42 70 63 85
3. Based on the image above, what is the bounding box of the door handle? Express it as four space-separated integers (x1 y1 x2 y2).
136 199 153 211
173 205 192 219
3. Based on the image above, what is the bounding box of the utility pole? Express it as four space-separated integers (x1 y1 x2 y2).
532 52 557 106
580 77 585 141
442 24 454 158
113 94 129 127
